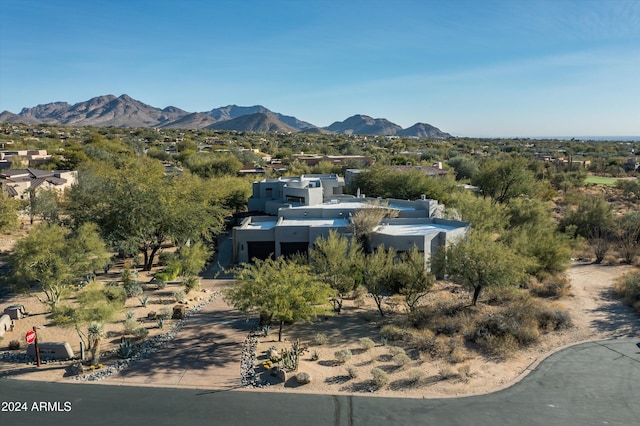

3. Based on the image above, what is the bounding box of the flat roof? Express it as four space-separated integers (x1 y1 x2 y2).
375 223 458 236
280 218 350 227
246 220 278 230
289 200 414 211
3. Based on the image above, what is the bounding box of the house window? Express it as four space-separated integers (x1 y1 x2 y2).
286 195 305 204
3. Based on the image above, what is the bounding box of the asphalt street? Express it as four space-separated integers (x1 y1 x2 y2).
1 338 639 426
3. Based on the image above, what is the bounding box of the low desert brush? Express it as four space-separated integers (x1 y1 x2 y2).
371 367 389 389
313 332 329 345
358 337 375 351
334 348 352 364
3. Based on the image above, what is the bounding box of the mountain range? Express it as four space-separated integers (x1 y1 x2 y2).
0 94 451 138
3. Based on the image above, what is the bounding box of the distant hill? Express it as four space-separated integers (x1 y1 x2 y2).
9 94 188 127
206 112 297 133
159 112 217 129
325 114 402 136
1 94 451 137
398 122 450 138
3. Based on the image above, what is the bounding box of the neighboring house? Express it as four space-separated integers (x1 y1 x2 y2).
234 175 470 265
0 168 78 200
0 150 52 168
247 174 346 215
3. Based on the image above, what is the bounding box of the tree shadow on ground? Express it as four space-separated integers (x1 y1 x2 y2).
589 288 640 338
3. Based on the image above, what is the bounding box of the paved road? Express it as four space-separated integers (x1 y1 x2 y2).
1 338 639 426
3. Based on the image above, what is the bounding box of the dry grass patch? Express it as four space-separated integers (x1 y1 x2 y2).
614 271 640 314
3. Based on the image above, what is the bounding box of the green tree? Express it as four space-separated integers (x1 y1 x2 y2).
226 257 333 341
67 159 225 270
310 231 363 313
0 189 20 232
362 245 396 316
178 241 212 277
26 188 60 225
434 232 530 306
472 157 538 204
447 156 478 181
560 195 614 238
392 246 435 313
9 223 110 310
615 212 640 264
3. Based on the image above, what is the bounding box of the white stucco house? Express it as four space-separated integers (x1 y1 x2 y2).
233 175 470 265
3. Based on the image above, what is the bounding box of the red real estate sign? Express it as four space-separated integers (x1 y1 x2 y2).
25 330 36 344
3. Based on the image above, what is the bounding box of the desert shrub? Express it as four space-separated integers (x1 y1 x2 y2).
371 367 389 389
139 295 149 307
334 348 353 364
155 279 167 290
449 347 466 364
533 303 573 330
380 324 412 341
158 251 177 267
313 332 329 345
346 366 358 379
154 271 171 282
393 352 412 367
614 271 640 313
158 307 172 319
295 372 311 384
132 327 149 338
409 296 473 336
8 340 21 350
528 274 572 298
51 304 76 325
123 318 137 334
310 350 319 361
388 346 406 357
359 337 375 351
172 290 186 303
124 283 143 298
479 334 519 358
408 329 436 353
406 369 425 384
184 276 200 293
157 317 165 328
439 366 458 380
126 311 135 320
457 364 473 382
102 286 127 305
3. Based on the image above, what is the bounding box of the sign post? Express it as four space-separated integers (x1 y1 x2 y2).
26 327 41 367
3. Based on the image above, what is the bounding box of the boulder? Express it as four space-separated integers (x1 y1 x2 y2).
295 372 311 385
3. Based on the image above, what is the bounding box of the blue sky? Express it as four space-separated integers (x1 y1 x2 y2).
1 0 639 137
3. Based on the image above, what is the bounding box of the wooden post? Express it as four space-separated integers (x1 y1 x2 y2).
33 326 41 367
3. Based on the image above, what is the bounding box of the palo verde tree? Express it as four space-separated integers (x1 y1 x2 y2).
362 245 396 317
434 231 530 306
391 246 435 313
309 230 363 313
225 257 333 341
9 223 110 311
0 188 20 232
472 156 539 204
